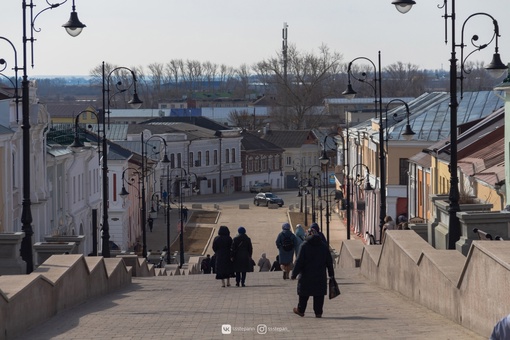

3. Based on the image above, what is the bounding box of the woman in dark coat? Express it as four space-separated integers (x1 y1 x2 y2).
212 226 234 287
291 228 334 318
230 226 253 287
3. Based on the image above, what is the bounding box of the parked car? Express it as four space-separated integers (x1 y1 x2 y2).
254 192 284 207
250 182 272 193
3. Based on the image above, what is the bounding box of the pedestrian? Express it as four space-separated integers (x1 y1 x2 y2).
257 253 271 272
183 206 189 222
210 254 217 274
491 314 510 340
201 254 212 274
291 227 335 318
148 217 154 232
310 222 327 244
275 222 298 280
212 226 234 287
270 255 282 271
295 224 306 255
230 226 253 287
382 215 396 244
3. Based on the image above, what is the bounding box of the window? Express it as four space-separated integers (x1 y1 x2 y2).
177 153 182 168
399 158 409 185
197 151 202 167
286 156 292 166
214 150 218 165
225 149 230 163
231 148 236 163
170 154 175 169
206 151 210 166
189 152 194 168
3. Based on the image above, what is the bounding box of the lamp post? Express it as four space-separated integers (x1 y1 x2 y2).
319 135 335 247
119 168 145 256
140 133 170 257
170 167 189 268
69 109 100 255
307 165 321 223
343 52 384 242
101 62 143 257
392 0 507 249
5 0 86 274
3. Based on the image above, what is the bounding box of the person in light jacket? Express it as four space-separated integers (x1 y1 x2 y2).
275 223 299 280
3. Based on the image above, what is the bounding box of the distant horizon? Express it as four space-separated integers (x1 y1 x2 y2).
1 1 507 77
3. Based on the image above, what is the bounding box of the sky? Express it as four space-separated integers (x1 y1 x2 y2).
0 0 509 77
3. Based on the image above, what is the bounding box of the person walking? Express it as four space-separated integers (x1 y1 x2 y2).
276 223 298 280
294 224 306 255
291 227 335 318
257 253 271 272
212 226 234 287
230 226 253 287
270 255 282 272
310 222 327 244
201 254 212 274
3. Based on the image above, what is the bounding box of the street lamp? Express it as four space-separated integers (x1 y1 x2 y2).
140 133 170 257
343 52 385 242
119 168 145 256
307 165 321 224
4 0 86 274
319 135 335 247
170 167 190 268
101 62 143 258
392 0 507 249
69 109 100 255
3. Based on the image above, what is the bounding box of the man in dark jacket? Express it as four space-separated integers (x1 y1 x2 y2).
291 227 334 318
230 226 253 287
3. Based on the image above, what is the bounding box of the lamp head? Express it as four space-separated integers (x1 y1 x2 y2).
319 150 330 165
391 0 416 14
364 179 374 191
69 136 85 149
342 83 357 99
62 11 86 37
162 154 170 163
119 186 129 198
485 52 508 78
128 92 143 109
401 124 416 141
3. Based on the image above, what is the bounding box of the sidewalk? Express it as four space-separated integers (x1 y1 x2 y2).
17 200 484 339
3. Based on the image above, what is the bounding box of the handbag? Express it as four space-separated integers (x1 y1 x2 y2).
329 277 341 299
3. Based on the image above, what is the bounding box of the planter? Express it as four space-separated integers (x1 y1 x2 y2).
0 232 26 275
432 197 493 251
456 211 510 255
44 235 85 254
33 242 77 266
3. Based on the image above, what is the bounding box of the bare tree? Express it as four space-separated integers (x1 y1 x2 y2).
384 61 426 97
254 44 343 130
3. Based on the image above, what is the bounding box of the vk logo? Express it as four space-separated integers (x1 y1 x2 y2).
221 324 232 334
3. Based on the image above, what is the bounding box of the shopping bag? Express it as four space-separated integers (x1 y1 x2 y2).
329 277 340 299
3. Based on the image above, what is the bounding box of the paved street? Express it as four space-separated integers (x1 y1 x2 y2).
17 191 484 339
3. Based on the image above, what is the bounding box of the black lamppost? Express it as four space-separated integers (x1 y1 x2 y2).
140 133 170 257
307 165 321 223
170 167 190 268
101 62 143 257
3 0 86 274
392 0 507 249
69 109 100 255
343 52 384 243
384 99 416 143
319 135 335 247
119 168 145 256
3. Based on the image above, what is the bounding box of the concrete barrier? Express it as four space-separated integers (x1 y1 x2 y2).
0 254 131 339
349 230 510 337
239 204 250 209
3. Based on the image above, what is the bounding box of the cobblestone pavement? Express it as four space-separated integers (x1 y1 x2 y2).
18 197 484 340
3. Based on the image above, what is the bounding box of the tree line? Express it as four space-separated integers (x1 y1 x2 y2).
8 44 503 130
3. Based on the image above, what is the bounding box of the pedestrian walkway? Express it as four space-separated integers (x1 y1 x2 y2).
17 199 484 339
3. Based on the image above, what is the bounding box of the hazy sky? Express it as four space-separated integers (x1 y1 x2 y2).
0 0 509 77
